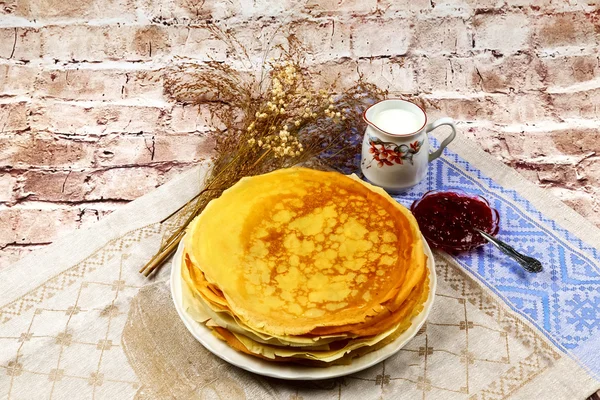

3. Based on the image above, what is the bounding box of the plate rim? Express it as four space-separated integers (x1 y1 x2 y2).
170 235 437 380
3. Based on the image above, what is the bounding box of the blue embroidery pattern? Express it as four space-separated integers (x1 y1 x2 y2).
565 294 600 334
387 147 600 357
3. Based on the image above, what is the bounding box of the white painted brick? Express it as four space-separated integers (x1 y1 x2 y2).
352 18 412 58
473 13 531 54
413 17 471 55
0 174 15 203
29 102 166 135
358 57 417 94
0 64 37 96
291 19 352 62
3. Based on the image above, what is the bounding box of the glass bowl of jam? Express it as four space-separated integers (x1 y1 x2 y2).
410 190 500 254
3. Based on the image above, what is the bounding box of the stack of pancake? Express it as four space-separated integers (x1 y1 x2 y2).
181 168 429 366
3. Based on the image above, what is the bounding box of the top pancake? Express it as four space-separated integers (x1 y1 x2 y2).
185 168 425 336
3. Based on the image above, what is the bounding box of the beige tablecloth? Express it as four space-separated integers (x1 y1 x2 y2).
1 134 599 399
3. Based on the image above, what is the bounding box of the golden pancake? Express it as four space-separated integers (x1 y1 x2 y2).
184 168 425 337
307 261 428 337
223 274 429 363
181 167 431 365
182 245 428 353
181 251 351 348
183 245 427 341
207 273 430 366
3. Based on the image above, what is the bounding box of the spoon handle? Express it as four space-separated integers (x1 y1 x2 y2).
475 229 543 273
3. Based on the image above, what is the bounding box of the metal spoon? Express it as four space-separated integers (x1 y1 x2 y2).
475 229 543 273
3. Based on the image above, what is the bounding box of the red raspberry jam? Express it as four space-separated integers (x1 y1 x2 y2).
410 191 500 254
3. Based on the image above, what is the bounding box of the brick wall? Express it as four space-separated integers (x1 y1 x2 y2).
1 0 599 267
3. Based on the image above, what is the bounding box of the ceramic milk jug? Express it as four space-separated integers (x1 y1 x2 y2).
361 99 457 193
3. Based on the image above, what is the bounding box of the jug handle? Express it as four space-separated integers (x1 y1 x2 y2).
427 117 457 163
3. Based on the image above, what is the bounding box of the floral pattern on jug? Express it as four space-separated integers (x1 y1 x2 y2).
367 137 423 167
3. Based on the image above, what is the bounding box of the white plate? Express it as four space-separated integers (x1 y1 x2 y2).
170 236 437 380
